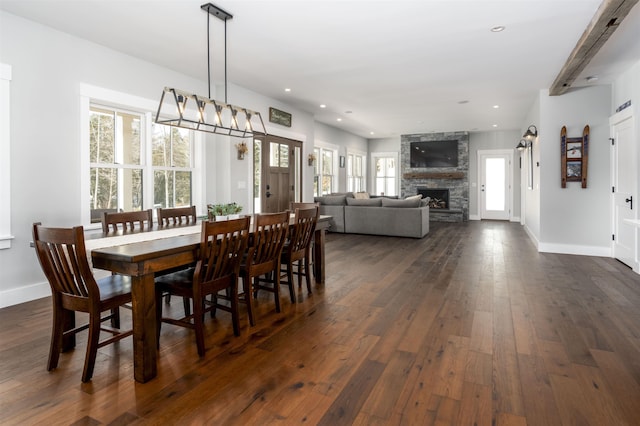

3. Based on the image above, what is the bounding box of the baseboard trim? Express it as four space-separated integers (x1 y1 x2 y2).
469 215 480 221
0 281 50 309
538 242 611 257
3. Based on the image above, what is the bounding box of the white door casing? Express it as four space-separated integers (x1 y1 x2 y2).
610 110 637 270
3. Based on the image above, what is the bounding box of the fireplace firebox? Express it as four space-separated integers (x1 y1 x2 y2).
417 188 449 209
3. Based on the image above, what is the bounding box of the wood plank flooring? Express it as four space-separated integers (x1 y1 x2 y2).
1 221 640 425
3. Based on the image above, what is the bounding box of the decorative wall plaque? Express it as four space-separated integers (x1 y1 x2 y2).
560 125 589 188
269 107 292 127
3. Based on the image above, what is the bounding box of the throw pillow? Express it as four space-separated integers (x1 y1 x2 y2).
346 197 382 207
354 192 370 199
381 197 422 208
404 194 423 201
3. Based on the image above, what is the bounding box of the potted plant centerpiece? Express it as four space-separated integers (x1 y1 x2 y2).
207 202 243 221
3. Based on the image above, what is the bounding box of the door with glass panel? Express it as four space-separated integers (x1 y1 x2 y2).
373 154 397 197
479 150 512 220
258 135 301 213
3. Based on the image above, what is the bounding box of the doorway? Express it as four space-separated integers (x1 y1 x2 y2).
478 150 512 220
255 134 302 213
610 110 637 270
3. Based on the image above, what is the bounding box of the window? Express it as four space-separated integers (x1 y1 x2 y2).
89 106 144 219
80 82 201 226
372 153 397 196
347 152 366 193
313 146 337 196
152 125 192 209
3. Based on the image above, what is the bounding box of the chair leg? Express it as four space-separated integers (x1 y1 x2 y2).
304 254 312 295
155 288 164 349
110 307 120 328
242 276 256 327
82 311 102 382
165 293 171 305
193 293 206 357
273 272 281 313
183 297 191 317
48 303 65 371
286 261 295 303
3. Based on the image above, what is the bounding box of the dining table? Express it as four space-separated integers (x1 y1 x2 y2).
89 214 331 383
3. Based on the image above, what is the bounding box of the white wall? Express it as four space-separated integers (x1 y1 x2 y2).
522 95 542 245
0 11 356 307
538 85 612 255
468 130 521 220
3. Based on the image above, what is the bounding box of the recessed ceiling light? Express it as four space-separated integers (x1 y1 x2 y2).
345 110 352 114
370 131 375 135
336 118 342 122
458 100 469 104
586 76 599 83
320 104 326 108
493 105 500 109
284 88 291 92
490 26 505 32
492 124 498 127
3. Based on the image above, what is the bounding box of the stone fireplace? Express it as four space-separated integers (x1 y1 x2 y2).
401 131 469 222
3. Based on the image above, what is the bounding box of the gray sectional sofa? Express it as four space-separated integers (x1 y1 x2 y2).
314 193 430 238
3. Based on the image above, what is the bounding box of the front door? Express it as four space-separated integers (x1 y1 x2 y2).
260 135 302 213
611 112 636 269
479 150 512 220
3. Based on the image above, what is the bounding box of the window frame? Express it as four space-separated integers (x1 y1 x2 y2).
80 84 203 228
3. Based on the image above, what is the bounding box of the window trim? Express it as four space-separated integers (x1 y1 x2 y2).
80 84 203 228
0 63 13 249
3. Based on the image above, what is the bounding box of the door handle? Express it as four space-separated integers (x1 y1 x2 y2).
266 191 272 198
625 196 633 210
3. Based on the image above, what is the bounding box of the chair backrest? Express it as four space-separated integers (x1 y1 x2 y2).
288 206 319 254
193 216 251 285
32 223 99 302
102 209 153 233
157 206 197 227
249 211 290 266
289 202 319 211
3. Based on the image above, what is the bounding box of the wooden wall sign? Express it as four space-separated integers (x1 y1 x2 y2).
560 125 589 188
269 107 292 127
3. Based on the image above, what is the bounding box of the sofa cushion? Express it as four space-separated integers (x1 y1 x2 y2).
346 197 382 207
354 192 370 199
404 194 423 201
420 197 431 207
314 195 347 205
381 197 422 208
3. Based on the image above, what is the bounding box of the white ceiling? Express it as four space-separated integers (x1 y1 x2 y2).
1 0 639 138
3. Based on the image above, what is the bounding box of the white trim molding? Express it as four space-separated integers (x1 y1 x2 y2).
0 63 13 249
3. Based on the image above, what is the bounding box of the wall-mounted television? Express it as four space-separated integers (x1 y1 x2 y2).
410 140 458 168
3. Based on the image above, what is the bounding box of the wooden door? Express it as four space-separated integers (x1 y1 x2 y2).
261 135 302 213
611 113 636 269
479 150 512 221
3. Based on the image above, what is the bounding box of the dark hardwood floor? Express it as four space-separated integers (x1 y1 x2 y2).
1 221 640 425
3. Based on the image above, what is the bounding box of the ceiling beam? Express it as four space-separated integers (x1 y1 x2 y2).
549 0 639 96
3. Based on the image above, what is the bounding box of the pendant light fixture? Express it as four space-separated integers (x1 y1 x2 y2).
155 3 266 138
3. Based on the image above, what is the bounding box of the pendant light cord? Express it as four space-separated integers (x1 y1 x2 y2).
207 11 211 99
206 9 228 103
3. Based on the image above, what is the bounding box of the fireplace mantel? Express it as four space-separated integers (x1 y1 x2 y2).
403 172 465 180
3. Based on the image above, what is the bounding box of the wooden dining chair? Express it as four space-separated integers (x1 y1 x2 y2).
280 206 319 302
239 211 290 326
32 223 133 382
155 217 250 356
157 205 197 227
101 209 153 233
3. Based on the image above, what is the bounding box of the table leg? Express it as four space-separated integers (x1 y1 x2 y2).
131 273 158 383
313 228 326 283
